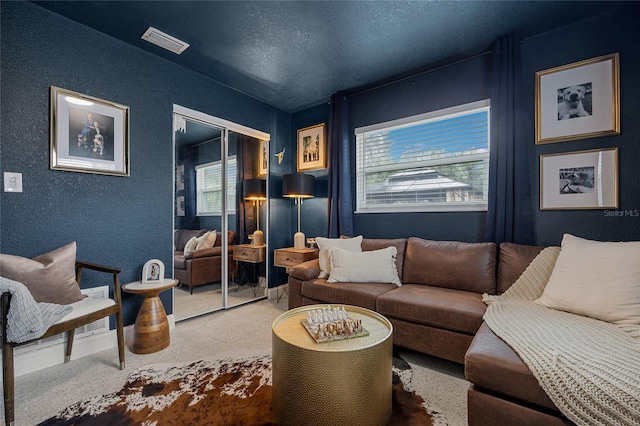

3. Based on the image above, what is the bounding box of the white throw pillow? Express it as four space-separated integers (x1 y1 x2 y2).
327 246 401 286
183 236 199 255
315 236 363 279
535 234 640 326
195 230 217 251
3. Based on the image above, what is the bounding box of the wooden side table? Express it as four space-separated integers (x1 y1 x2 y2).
274 247 319 270
122 279 178 354
233 244 266 295
274 247 319 301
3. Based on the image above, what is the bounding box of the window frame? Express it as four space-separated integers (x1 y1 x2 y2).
354 100 491 214
195 155 237 216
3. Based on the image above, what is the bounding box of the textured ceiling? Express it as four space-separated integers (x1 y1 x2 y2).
33 1 627 112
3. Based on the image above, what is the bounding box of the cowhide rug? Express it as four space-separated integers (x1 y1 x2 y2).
39 355 441 425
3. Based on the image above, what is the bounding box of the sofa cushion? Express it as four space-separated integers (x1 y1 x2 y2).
497 242 545 294
301 279 397 311
173 254 187 270
465 322 559 412
403 238 496 294
315 236 363 279
195 231 217 250
0 242 85 305
377 284 486 334
327 246 401 286
174 229 207 252
361 238 407 282
535 233 640 326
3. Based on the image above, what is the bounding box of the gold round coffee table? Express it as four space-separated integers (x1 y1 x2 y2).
272 305 393 426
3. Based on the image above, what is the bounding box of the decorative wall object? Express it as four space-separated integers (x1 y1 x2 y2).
297 123 326 171
176 195 185 216
50 86 130 176
258 140 268 176
176 164 185 190
540 148 618 210
142 259 165 283
535 53 619 144
274 147 285 165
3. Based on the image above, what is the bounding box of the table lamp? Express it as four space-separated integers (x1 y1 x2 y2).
282 173 315 249
243 179 267 246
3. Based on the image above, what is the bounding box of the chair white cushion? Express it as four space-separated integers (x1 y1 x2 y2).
56 297 116 324
196 230 217 250
535 233 640 325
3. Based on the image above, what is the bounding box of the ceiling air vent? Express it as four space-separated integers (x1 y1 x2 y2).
141 26 190 55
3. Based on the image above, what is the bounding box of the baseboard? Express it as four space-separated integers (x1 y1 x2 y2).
267 283 287 302
3 314 176 379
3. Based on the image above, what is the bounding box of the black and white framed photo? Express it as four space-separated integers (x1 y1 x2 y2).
535 53 619 144
297 123 326 172
540 148 618 210
50 86 130 176
142 259 165 283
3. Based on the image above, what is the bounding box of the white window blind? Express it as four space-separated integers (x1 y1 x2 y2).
355 100 490 213
196 156 237 215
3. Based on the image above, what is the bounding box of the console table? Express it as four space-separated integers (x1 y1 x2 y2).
122 279 177 354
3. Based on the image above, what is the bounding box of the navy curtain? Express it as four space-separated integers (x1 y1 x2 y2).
327 92 354 238
485 35 534 245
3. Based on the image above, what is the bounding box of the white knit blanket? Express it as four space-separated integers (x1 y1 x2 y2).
0 276 72 343
483 247 640 426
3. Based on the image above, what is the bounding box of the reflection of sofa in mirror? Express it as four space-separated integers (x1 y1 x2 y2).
173 229 237 294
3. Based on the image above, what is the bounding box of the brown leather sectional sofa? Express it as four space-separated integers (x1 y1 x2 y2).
173 229 236 294
288 237 574 425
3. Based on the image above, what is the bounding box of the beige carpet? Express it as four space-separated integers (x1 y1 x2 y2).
7 297 469 425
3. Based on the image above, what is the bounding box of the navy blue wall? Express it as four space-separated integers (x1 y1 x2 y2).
0 2 290 324
522 8 640 246
293 6 640 246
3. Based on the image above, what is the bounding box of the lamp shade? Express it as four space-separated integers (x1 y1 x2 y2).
282 173 315 198
243 179 267 201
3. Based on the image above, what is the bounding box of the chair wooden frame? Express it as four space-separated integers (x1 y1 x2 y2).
1 260 125 426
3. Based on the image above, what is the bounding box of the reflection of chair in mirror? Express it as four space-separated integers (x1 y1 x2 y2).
1 260 125 426
173 229 237 294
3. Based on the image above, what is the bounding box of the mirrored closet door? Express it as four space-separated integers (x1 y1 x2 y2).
173 106 269 321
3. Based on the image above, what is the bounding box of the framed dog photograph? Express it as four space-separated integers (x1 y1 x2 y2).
258 139 268 177
50 86 130 176
297 123 326 172
540 148 618 210
142 259 165 283
535 53 619 144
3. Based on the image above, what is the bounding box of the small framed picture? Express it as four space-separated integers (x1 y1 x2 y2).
176 164 185 191
297 123 326 172
540 148 618 210
258 139 268 177
176 195 185 216
535 53 620 144
50 86 130 176
142 259 165 283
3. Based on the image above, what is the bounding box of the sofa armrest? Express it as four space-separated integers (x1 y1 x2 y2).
184 246 223 260
288 259 321 281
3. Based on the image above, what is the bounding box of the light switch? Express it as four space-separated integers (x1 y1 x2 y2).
3 172 23 193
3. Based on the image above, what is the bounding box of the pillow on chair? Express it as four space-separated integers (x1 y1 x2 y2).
183 236 199 255
0 242 85 305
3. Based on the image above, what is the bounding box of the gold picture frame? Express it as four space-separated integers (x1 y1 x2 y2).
535 53 619 144
297 123 326 172
539 148 618 210
50 86 130 176
258 139 268 177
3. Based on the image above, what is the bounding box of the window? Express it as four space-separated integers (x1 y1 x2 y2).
355 100 490 213
195 156 237 215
